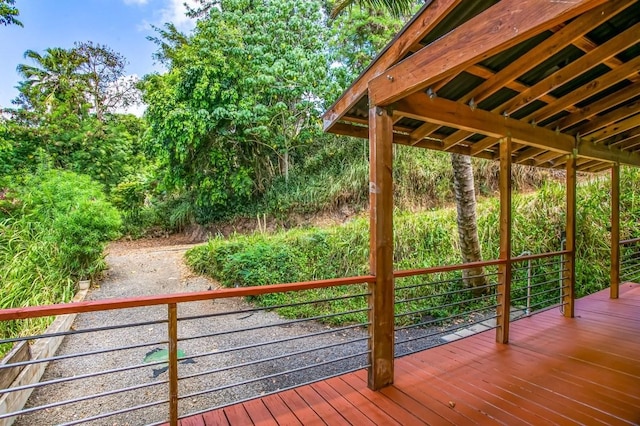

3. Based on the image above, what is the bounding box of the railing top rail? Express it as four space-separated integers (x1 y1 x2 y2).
620 237 640 246
512 250 570 263
393 259 504 278
0 275 375 322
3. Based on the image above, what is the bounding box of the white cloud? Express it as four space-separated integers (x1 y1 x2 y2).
159 0 199 31
123 0 149 5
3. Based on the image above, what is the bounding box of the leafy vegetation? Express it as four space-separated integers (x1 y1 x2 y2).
187 167 640 323
0 170 121 352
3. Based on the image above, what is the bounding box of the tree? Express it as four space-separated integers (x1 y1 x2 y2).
141 0 331 220
15 48 86 114
330 0 414 19
75 41 140 121
5 44 146 189
0 0 22 27
331 0 488 291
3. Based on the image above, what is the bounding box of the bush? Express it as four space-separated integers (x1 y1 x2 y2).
1 169 121 353
187 167 640 322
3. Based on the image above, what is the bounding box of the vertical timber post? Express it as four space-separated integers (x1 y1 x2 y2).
368 104 394 390
168 303 179 426
611 164 620 299
563 155 577 318
497 137 512 344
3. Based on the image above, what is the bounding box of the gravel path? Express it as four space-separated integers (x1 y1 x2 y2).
15 240 371 426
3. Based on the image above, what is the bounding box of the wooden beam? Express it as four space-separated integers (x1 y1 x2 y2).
168 303 179 426
578 138 640 167
323 0 462 130
514 147 546 163
563 155 577 318
577 101 640 137
529 55 640 124
463 0 630 105
497 136 512 344
469 137 500 156
611 164 620 299
409 121 441 144
609 126 640 148
368 0 606 106
584 114 640 143
368 105 394 390
393 93 575 153
504 20 640 116
555 81 640 131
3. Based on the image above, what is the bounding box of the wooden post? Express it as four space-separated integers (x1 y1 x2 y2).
611 164 620 299
368 104 394 390
563 155 577 317
497 137 512 344
168 303 179 426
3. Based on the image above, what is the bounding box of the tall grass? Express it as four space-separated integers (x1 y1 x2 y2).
0 170 122 355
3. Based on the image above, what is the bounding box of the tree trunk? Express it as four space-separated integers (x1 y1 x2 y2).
451 153 487 293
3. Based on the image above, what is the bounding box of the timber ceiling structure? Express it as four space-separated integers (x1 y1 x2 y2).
323 0 640 173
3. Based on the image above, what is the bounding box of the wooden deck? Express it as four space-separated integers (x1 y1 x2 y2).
181 283 640 425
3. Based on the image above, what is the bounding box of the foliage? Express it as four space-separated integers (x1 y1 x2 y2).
0 169 121 353
2 42 147 192
187 167 640 322
0 109 147 190
141 0 333 221
329 0 418 19
0 0 21 26
326 2 407 101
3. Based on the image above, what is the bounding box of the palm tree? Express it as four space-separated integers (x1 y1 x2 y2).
16 47 85 113
332 0 487 291
330 0 414 18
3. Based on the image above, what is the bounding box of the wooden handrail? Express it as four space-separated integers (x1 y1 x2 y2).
393 259 505 278
0 275 375 322
0 251 578 322
620 237 640 246
512 250 571 263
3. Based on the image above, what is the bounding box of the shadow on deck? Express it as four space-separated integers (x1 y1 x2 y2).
179 283 640 425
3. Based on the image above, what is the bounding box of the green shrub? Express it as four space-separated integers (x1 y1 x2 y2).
1 169 121 354
187 167 640 323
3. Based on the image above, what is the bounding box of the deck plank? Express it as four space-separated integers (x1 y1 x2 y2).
180 284 640 425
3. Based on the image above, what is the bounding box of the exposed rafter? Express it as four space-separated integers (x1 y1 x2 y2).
367 0 607 106
322 0 463 131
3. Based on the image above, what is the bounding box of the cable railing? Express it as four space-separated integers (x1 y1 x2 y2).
0 276 373 425
393 259 503 357
511 251 569 315
0 251 575 424
620 237 640 283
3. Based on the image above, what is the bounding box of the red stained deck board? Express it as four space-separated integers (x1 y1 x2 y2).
179 284 640 425
223 404 252 426
201 408 229 426
260 394 303 426
309 380 376 426
243 399 279 426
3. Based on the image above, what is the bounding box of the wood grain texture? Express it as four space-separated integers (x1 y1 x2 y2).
611 164 620 299
368 106 394 390
182 284 640 425
368 0 606 105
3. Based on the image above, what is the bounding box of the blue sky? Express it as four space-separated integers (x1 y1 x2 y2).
0 0 197 109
